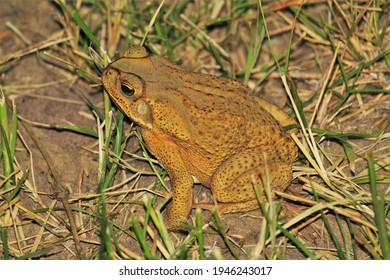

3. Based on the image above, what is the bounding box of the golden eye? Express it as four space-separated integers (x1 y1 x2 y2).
120 83 135 96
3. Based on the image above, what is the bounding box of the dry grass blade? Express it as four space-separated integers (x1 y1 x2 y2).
141 0 166 46
0 31 70 65
18 120 85 259
1 0 388 260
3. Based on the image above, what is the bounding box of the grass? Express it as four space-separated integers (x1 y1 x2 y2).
0 0 389 259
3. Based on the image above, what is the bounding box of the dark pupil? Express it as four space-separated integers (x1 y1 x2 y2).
121 84 135 96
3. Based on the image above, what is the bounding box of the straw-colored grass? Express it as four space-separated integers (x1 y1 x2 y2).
0 0 389 259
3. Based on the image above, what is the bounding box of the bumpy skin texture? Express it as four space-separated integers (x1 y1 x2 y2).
102 46 298 230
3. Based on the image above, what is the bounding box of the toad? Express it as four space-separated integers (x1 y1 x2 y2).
101 46 298 229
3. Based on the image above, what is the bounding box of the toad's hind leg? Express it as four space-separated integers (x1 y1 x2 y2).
193 148 293 214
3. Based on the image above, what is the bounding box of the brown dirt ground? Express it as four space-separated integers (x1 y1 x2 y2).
0 0 389 260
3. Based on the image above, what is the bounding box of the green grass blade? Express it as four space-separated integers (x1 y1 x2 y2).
321 211 346 259
147 203 175 256
142 197 153 239
244 6 265 85
131 217 156 260
212 208 238 259
49 124 98 138
7 169 28 202
284 3 302 76
286 75 307 127
195 209 206 260
368 154 390 259
289 6 328 39
70 10 101 50
339 138 356 173
1 226 9 259
328 50 389 89
15 247 55 260
98 193 114 260
258 0 281 74
336 213 351 260
346 219 359 260
0 88 13 190
9 101 17 160
276 223 318 260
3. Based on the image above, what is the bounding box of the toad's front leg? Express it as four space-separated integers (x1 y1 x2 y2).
141 129 194 230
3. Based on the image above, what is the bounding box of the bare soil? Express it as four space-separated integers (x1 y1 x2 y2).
0 0 388 260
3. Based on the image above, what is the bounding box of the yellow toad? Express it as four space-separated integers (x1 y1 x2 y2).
102 46 297 229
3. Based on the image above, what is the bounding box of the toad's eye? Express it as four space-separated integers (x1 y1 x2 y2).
121 83 135 96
